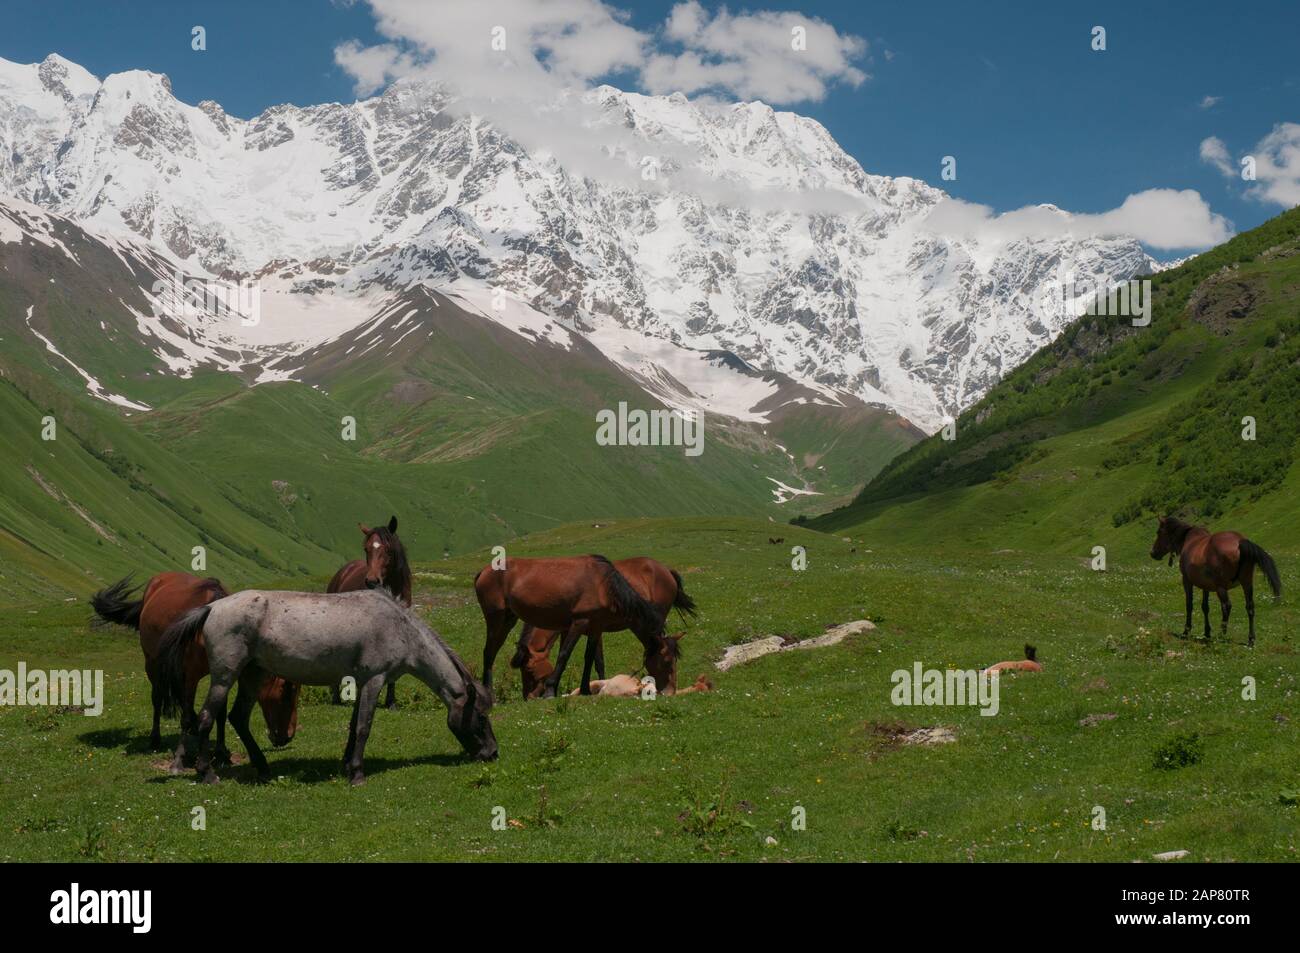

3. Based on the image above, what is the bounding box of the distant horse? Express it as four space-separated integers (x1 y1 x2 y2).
327 516 411 709
90 572 299 771
1150 516 1282 646
475 555 688 698
158 589 496 784
508 557 697 699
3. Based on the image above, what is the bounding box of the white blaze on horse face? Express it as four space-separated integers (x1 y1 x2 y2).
372 541 381 550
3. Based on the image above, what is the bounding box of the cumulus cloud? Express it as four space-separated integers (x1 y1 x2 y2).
923 189 1233 251
1198 94 1222 110
642 1 867 103
1200 123 1300 209
335 0 866 104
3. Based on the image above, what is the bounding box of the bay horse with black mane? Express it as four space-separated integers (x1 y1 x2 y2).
508 557 697 699
327 516 411 708
475 555 686 699
90 572 299 771
1150 516 1282 646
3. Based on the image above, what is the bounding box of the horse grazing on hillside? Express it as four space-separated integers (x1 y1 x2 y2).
476 555 690 699
90 572 299 771
327 516 412 709
157 589 496 785
508 557 698 699
1150 516 1282 646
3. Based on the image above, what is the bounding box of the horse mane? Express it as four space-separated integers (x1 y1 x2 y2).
198 577 229 600
1163 516 1200 546
592 555 663 639
408 610 490 710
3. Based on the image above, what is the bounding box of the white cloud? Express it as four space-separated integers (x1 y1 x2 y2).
643 1 867 103
335 0 866 105
1200 123 1300 209
1198 94 1222 110
923 189 1233 251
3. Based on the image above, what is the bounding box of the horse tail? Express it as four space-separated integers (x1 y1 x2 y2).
1241 540 1282 601
670 569 697 622
156 604 211 719
594 555 662 637
89 575 144 630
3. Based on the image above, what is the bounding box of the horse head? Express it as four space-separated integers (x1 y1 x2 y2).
449 677 499 761
643 631 683 694
257 676 300 748
1151 515 1189 567
359 516 404 592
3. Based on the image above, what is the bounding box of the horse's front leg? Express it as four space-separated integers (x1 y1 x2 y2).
1216 587 1231 640
580 629 603 696
1182 577 1194 636
1201 589 1211 641
346 675 386 786
594 633 606 681
229 669 270 783
543 623 585 698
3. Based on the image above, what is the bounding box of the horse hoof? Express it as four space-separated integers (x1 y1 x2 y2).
212 749 232 768
349 772 366 787
197 770 220 785
168 759 186 775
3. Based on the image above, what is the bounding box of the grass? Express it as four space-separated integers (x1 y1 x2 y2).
2 517 1296 861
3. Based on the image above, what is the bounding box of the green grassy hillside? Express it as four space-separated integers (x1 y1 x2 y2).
813 206 1300 555
2 517 1295 861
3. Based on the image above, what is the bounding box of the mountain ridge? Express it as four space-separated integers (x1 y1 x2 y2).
1 52 1169 430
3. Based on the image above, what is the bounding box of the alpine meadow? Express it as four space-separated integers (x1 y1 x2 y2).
1 0 1298 899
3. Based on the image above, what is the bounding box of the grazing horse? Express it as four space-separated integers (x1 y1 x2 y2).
158 589 496 785
327 516 411 709
476 555 686 699
90 572 299 771
508 557 697 699
1150 516 1282 646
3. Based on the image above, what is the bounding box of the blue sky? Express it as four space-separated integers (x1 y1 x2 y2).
3 0 1298 243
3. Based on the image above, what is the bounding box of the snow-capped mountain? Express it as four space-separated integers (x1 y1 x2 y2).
0 53 1161 431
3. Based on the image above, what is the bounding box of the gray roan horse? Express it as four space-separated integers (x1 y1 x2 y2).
158 589 497 784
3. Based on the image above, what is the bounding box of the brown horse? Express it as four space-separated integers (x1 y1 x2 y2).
90 572 299 770
475 554 689 698
1150 516 1282 646
509 556 697 698
327 516 411 708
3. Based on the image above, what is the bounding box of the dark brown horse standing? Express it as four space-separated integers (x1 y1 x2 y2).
475 554 687 699
1150 516 1282 646
327 516 411 708
509 557 697 698
90 572 299 770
